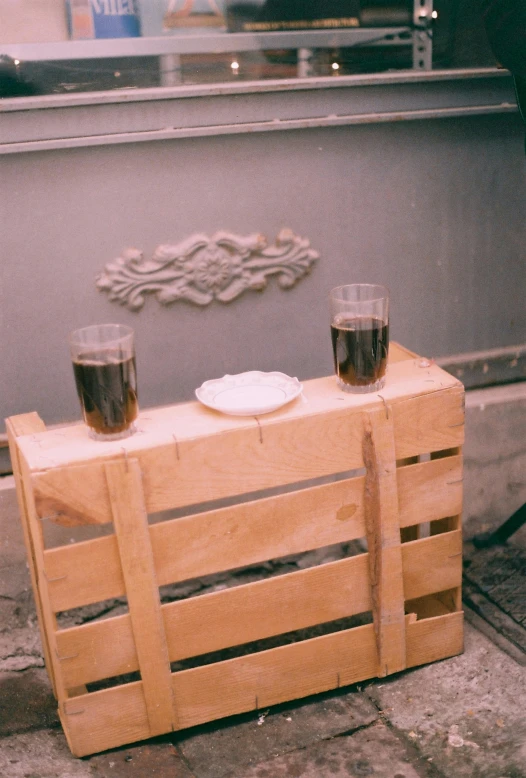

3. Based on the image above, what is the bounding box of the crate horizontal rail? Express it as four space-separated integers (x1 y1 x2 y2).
6 343 464 757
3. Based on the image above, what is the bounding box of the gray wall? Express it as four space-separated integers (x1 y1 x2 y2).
2 110 525 428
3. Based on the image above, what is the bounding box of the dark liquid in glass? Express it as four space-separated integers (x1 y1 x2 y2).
73 351 138 435
331 315 389 387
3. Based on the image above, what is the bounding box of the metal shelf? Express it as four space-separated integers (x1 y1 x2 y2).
0 27 416 62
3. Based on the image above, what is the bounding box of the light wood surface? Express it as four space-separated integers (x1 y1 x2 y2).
54 529 461 688
61 611 463 757
6 414 57 696
7 344 465 758
43 455 462 613
30 377 463 527
362 408 406 676
18 346 431 466
104 459 176 736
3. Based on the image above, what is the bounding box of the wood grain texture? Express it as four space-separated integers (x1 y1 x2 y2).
9 350 465 758
429 447 463 611
54 529 462 688
6 414 57 697
61 611 463 757
25 364 464 526
362 408 406 677
7 415 70 709
104 459 177 736
43 454 463 614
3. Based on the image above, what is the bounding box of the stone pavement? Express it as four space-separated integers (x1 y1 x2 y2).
1 604 525 778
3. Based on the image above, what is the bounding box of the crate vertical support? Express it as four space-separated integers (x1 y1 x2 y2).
362 406 407 677
6 413 60 699
104 457 178 736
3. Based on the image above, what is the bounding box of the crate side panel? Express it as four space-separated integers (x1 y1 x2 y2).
172 624 379 730
44 473 367 613
401 530 462 601
44 454 463 614
398 455 462 527
60 612 463 757
30 384 463 522
55 531 461 688
32 408 364 522
392 386 464 460
405 611 464 668
56 552 371 687
18 358 460 474
33 461 112 526
45 534 123 612
60 680 149 758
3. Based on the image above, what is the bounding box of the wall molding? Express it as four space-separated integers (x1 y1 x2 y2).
0 70 517 154
96 229 319 309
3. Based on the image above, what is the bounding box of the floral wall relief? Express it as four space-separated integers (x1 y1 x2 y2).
96 229 319 310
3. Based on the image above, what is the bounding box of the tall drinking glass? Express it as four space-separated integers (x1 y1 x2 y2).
69 324 138 441
329 284 389 393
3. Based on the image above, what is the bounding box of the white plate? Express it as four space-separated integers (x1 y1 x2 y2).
195 371 303 416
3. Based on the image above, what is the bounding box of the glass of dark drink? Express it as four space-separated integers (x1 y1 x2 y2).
69 324 139 441
329 284 389 393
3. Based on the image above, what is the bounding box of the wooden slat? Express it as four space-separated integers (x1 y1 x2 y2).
398 454 462 527
398 456 420 542
54 526 461 690
19 356 461 471
405 610 463 667
6 414 57 697
43 455 463 613
362 407 406 677
61 611 463 757
29 379 464 526
401 530 462 600
429 447 463 611
104 459 176 736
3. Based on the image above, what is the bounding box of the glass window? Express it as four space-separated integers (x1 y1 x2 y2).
0 1 498 99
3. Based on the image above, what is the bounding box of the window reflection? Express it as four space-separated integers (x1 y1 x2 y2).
0 1 498 99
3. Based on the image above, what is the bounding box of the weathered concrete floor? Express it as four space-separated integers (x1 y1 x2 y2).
1 608 525 778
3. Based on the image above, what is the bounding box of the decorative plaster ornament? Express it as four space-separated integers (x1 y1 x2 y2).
96 229 319 310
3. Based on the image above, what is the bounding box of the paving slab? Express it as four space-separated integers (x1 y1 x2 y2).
0 668 58 736
88 739 196 777
0 624 44 673
177 690 379 778
0 729 93 778
224 720 434 778
365 622 526 778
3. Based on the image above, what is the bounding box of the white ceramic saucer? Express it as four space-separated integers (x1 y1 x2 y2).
195 371 303 416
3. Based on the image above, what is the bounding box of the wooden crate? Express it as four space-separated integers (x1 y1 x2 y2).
7 343 464 757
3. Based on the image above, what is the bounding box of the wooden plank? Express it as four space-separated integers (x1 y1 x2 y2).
405 611 463 667
401 530 462 601
26 371 463 524
398 454 462 528
19 350 458 468
392 385 464 461
61 611 463 757
55 530 462 688
7 417 72 711
362 407 406 677
104 458 176 736
429 448 463 611
6 414 57 697
43 455 463 613
398 456 420 543
32 461 112 526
